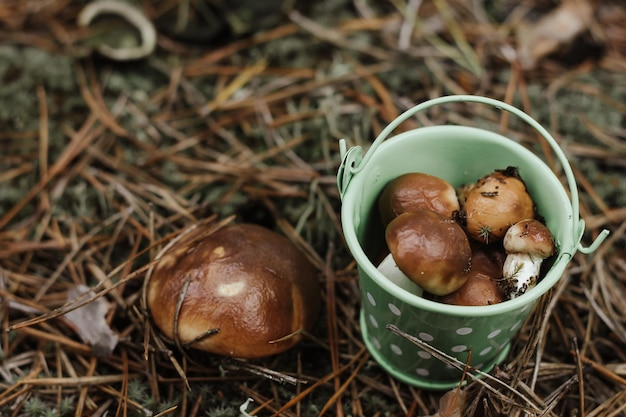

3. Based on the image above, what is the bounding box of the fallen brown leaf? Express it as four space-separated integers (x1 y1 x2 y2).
64 285 119 357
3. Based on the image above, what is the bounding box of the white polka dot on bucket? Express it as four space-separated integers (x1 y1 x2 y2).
371 337 381 349
388 303 402 316
369 314 379 328
416 368 430 376
510 320 522 331
451 345 467 353
418 332 434 341
479 346 493 356
417 351 432 359
487 329 501 339
390 344 402 355
456 327 473 335
366 292 376 306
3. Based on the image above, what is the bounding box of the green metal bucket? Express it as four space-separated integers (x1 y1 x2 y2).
337 95 609 390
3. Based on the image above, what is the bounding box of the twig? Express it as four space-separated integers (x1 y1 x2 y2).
386 324 544 414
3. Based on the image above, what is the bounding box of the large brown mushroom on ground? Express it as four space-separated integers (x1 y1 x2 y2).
385 209 472 296
146 222 321 359
463 167 535 244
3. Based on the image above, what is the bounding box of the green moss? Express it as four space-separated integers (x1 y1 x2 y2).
0 46 76 130
23 396 54 417
127 378 160 413
57 398 74 416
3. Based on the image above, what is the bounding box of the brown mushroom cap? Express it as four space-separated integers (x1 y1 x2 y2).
503 219 555 258
385 209 472 296
464 167 535 243
378 172 460 225
439 270 504 306
146 223 320 359
438 242 505 306
438 265 503 306
470 241 507 275
500 219 555 299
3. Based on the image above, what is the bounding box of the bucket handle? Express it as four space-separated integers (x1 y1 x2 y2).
337 94 609 254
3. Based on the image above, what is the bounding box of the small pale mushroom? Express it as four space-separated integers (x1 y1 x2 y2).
378 172 460 225
146 222 320 359
464 167 535 244
500 219 556 299
385 209 472 296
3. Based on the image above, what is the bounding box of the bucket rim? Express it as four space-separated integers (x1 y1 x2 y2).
337 95 609 254
348 239 573 317
339 129 574 316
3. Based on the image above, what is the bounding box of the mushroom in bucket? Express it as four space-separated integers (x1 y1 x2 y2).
374 166 561 305
384 209 472 297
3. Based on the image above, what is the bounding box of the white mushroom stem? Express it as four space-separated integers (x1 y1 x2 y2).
501 219 555 300
502 252 543 299
377 253 424 297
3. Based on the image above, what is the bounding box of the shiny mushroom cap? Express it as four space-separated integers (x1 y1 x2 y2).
439 270 504 306
438 243 505 306
378 172 460 225
385 209 472 296
464 167 535 243
503 219 556 258
146 223 320 359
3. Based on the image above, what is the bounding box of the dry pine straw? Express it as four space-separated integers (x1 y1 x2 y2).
1 0 626 416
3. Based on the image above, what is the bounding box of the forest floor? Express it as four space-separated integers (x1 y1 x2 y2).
1 0 626 416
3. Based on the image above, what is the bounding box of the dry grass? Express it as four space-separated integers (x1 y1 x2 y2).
1 0 626 416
